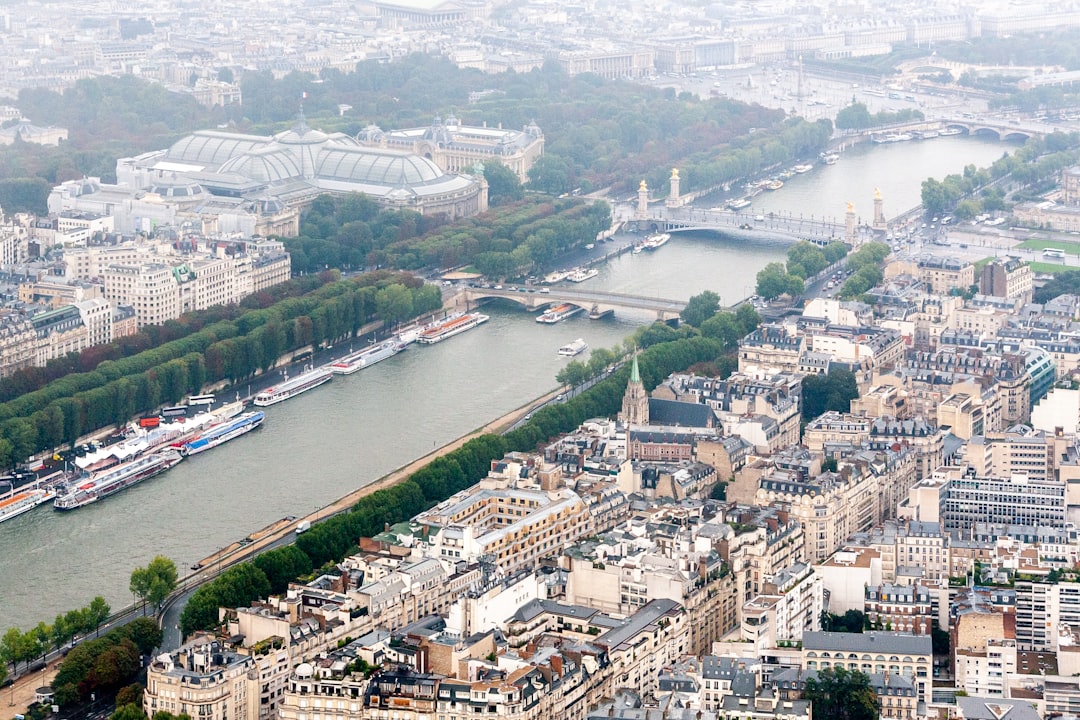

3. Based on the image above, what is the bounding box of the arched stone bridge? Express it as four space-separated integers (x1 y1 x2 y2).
462 286 688 321
939 118 1039 142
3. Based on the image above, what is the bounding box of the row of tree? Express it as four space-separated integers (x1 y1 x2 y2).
0 271 442 469
0 596 110 684
835 102 924 131
51 617 162 707
921 131 1080 216
836 242 891 299
285 193 610 278
179 331 732 637
755 241 849 300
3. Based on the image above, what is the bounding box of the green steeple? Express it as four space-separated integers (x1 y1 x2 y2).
630 353 641 384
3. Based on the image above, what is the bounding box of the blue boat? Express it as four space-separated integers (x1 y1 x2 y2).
181 411 265 456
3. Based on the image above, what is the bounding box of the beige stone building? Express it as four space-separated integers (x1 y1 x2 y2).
756 468 879 563
802 631 932 703
144 638 256 720
359 115 545 184
411 455 595 576
104 263 182 327
0 314 36 378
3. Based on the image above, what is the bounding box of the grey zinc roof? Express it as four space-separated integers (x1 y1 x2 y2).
647 398 715 428
955 697 1040 720
803 630 931 655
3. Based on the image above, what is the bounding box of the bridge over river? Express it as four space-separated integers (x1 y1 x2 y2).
462 285 688 321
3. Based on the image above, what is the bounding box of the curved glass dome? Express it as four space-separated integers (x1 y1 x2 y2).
149 178 208 199
166 131 268 167
274 124 329 146
315 148 444 186
218 148 303 184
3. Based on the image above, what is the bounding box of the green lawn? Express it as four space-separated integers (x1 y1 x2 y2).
973 257 993 273
1018 238 1080 254
1028 261 1076 274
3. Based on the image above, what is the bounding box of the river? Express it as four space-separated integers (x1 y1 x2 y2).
0 133 1011 631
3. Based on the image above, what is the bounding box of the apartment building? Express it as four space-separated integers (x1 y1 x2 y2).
144 639 256 720
741 562 823 649
412 460 595 576
802 631 932 703
979 257 1033 302
1015 579 1080 651
864 583 933 635
756 465 879 563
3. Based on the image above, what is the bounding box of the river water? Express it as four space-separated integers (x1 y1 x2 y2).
0 134 1012 630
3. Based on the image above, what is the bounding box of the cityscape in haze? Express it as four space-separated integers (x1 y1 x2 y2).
9 1 1080 720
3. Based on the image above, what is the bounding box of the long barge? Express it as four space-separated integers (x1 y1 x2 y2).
329 339 403 375
54 450 183 511
253 368 333 407
181 411 265 457
537 304 583 324
0 487 55 524
417 312 489 344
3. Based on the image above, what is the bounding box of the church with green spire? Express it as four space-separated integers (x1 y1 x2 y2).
620 353 649 425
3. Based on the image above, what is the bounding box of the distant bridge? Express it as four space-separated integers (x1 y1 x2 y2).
633 205 862 246
462 286 687 321
856 117 1049 142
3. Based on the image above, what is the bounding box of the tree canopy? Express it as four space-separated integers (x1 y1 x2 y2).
130 556 178 612
801 369 859 420
680 291 722 327
803 667 879 720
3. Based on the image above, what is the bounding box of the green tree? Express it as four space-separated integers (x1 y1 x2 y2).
803 667 878 720
801 370 859 420
527 155 574 195
556 360 588 388
116 684 144 708
483 161 524 205
108 701 146 720
88 596 111 636
130 556 179 613
374 284 414 327
756 262 793 300
835 102 873 130
680 291 722 327
786 241 828 279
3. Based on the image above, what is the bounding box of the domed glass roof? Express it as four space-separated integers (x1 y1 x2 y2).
149 178 207 198
218 148 302 184
274 123 329 146
166 131 269 168
315 148 444 186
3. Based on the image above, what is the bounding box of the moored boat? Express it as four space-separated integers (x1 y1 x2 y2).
558 338 588 357
180 411 265 456
822 153 839 165
728 198 753 210
329 339 402 375
417 312 489 344
0 487 54 524
765 179 784 190
537 304 583 324
54 450 183 511
543 270 571 284
566 267 599 283
253 367 333 407
793 164 813 173
939 127 963 137
642 233 671 250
